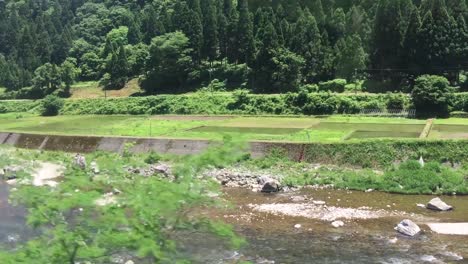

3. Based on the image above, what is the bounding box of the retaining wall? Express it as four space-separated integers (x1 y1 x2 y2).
1 132 467 168
0 132 304 160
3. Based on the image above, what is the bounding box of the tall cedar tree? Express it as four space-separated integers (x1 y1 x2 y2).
237 0 256 65
201 0 219 61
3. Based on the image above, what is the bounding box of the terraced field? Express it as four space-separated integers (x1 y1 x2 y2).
0 113 466 142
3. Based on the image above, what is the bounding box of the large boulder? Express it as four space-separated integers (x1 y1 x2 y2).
395 219 421 237
258 176 280 193
427 197 453 211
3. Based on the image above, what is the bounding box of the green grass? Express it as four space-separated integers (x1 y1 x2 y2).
0 114 465 142
69 79 143 99
281 160 468 195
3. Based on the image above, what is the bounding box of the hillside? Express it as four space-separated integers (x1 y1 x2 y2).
0 0 467 100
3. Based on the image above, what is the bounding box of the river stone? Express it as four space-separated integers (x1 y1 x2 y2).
261 180 280 193
427 198 453 211
395 219 421 236
331 221 344 228
153 163 171 175
73 154 86 169
90 161 100 174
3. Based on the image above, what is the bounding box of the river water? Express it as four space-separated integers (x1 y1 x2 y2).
1 182 467 263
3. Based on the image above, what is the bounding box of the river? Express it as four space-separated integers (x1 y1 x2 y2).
1 182 467 263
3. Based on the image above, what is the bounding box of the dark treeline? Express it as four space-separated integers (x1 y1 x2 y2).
0 0 467 98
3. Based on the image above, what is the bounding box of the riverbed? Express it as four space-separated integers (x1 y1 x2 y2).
1 182 467 263
193 188 468 263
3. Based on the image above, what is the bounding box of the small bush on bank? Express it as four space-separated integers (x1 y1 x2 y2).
318 79 347 93
382 161 467 194
144 152 162 164
40 95 64 116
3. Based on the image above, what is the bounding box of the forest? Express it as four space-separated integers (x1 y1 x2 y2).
0 0 467 98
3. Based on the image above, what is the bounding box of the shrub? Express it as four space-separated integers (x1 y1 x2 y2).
337 97 361 114
383 160 465 194
411 75 455 117
385 93 407 109
318 79 347 93
361 99 384 110
0 105 7 113
41 95 64 116
144 152 161 164
301 84 319 93
450 111 468 118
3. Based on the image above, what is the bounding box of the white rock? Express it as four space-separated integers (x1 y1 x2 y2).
416 203 426 208
420 255 436 262
313 200 326 205
395 219 421 236
419 156 425 167
90 161 100 174
331 221 344 228
125 261 135 264
32 162 65 187
427 197 453 211
427 223 468 235
388 237 398 244
294 224 302 229
365 189 374 193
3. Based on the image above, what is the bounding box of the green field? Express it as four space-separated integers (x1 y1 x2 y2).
0 113 466 142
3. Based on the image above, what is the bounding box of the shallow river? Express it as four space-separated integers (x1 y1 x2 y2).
1 182 467 264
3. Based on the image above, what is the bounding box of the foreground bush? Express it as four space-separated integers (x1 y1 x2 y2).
0 141 246 263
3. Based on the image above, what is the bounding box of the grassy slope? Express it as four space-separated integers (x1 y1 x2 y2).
69 79 142 99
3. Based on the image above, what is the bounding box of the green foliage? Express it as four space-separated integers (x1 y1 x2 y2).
0 142 247 263
144 151 162 164
412 75 455 117
282 160 468 195
142 31 193 93
0 0 467 100
385 93 409 109
318 79 347 93
5 92 468 116
249 147 291 169
303 140 468 168
41 94 64 116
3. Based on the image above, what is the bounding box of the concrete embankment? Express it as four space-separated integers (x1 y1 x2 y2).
1 132 467 168
0 132 304 159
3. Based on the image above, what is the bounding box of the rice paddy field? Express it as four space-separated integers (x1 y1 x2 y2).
0 113 467 142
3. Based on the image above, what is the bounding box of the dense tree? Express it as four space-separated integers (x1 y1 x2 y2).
143 31 193 93
32 63 62 97
335 34 368 81
101 44 129 89
237 0 256 65
201 0 219 61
